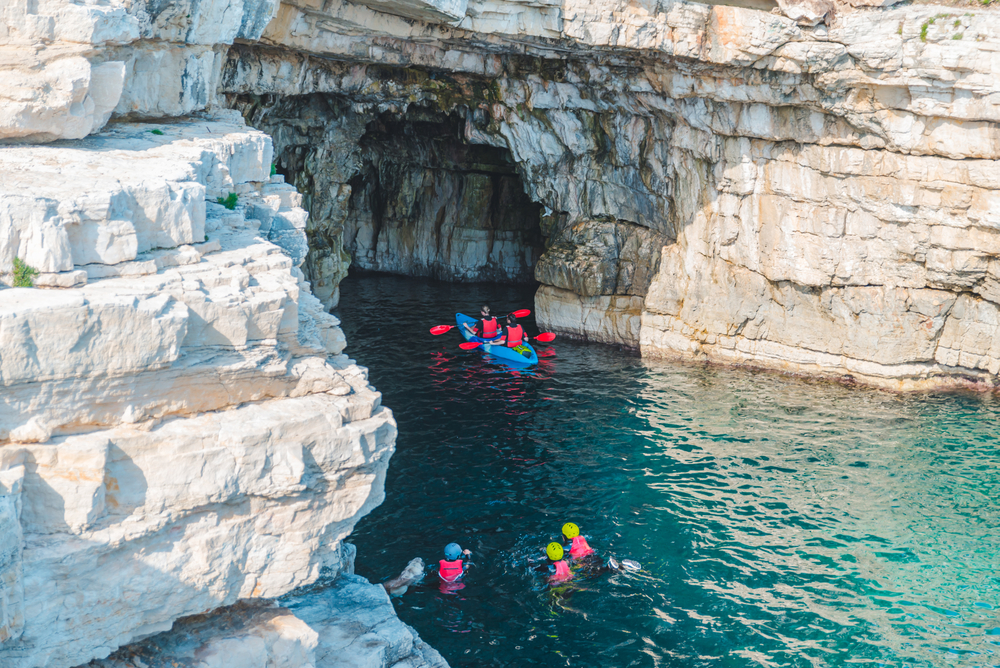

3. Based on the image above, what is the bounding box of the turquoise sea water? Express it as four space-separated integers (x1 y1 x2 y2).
337 274 1000 668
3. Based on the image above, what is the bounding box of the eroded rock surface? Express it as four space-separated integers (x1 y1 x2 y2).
85 571 447 668
8 0 1000 658
0 116 405 668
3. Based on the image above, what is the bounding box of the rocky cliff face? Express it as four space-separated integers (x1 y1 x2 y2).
0 114 411 668
6 0 1000 663
216 0 1000 386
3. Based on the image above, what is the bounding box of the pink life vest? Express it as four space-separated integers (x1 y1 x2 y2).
481 317 498 338
570 536 595 559
505 324 524 347
439 559 464 582
550 559 572 582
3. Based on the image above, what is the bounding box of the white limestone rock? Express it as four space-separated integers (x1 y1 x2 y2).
0 466 24 646
84 575 449 668
536 285 644 348
0 394 396 668
0 57 126 143
0 117 406 668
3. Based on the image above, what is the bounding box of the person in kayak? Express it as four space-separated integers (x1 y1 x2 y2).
438 542 473 584
561 522 596 560
462 305 501 340
500 314 530 348
534 542 573 582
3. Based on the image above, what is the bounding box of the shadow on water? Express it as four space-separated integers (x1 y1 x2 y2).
337 274 1000 668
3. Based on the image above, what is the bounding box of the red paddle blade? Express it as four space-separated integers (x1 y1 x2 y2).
429 325 453 335
534 332 556 342
459 341 482 350
512 309 531 318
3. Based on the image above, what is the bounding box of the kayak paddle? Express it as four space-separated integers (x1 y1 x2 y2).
431 310 530 335
459 332 555 350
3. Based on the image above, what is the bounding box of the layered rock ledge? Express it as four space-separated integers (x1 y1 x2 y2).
10 0 1000 388
0 115 429 668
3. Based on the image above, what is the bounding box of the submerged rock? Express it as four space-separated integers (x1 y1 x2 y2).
382 557 426 597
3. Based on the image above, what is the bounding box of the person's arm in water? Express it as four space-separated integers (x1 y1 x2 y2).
533 559 553 573
462 548 473 572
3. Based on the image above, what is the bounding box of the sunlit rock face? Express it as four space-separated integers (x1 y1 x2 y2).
219 0 1000 382
0 116 398 668
8 0 1000 660
84 570 449 668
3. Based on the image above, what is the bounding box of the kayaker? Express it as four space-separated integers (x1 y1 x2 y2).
536 542 572 583
438 542 473 584
561 522 596 560
500 314 529 348
462 305 501 340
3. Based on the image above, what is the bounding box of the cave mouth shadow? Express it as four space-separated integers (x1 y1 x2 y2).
342 106 544 285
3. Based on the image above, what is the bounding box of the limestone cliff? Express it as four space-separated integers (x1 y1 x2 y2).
6 0 1000 661
13 0 1000 389
0 111 434 667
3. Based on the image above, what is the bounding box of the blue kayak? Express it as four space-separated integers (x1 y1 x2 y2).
456 313 539 366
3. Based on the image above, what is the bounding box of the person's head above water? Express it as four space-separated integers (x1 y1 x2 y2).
562 522 580 540
546 542 564 561
480 305 491 317
444 543 463 561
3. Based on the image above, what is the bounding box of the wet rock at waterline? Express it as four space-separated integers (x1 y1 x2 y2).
85 575 446 668
383 558 426 596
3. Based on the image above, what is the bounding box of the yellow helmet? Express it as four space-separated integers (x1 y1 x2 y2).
546 542 564 561
562 522 579 539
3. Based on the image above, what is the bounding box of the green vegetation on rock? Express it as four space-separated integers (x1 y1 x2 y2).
217 192 239 210
12 257 39 288
150 129 164 135
920 13 958 41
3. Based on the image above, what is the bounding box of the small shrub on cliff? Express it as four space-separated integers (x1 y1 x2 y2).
149 129 164 135
12 258 39 288
270 162 277 176
217 192 239 210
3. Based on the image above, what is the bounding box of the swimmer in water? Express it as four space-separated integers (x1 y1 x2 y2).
560 523 642 573
438 542 473 584
534 542 572 582
561 522 596 560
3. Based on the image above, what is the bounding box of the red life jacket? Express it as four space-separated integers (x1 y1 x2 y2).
505 324 524 347
550 559 572 582
481 317 498 338
570 536 595 559
439 559 464 582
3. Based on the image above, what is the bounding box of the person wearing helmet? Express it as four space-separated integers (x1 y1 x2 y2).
534 542 572 582
438 542 473 583
462 305 501 340
561 522 596 560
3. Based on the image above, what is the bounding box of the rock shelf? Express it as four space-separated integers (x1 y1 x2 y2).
0 115 405 668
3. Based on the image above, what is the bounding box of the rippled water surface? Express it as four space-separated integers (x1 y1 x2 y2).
337 274 1000 668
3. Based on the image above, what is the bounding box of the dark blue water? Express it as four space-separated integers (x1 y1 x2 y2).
337 274 1000 668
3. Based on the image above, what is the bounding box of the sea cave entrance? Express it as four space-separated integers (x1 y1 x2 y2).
342 107 544 284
